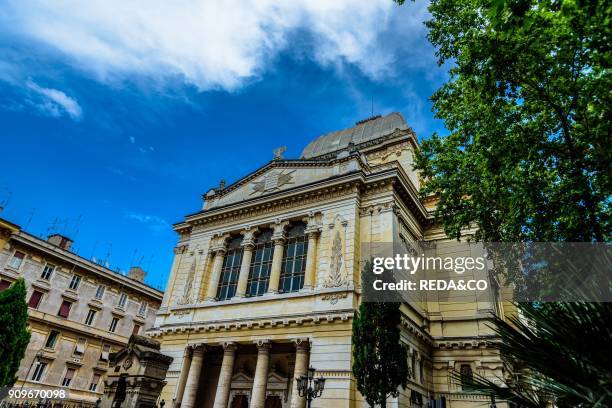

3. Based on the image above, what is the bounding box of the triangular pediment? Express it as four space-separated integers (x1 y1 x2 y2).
205 158 362 210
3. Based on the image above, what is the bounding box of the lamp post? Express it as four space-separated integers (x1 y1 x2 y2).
296 367 325 408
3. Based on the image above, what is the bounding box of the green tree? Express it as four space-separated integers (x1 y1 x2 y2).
0 279 31 387
410 0 610 243
455 301 612 407
352 261 408 407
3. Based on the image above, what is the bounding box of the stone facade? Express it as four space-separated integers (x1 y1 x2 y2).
150 113 510 408
0 218 163 404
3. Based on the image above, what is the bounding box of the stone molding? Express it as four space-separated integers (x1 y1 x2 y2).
148 310 354 338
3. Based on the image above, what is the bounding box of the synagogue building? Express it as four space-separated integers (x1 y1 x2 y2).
150 113 509 408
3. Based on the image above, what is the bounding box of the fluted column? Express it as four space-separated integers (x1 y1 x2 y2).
302 231 320 290
213 342 237 408
268 220 289 293
205 249 226 300
303 213 322 290
250 340 272 408
173 345 193 408
181 344 205 408
290 339 310 408
236 228 258 297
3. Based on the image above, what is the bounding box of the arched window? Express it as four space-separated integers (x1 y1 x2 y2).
247 229 274 297
217 236 243 301
279 222 308 293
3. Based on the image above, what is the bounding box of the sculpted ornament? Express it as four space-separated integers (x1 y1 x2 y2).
251 170 295 195
324 215 349 288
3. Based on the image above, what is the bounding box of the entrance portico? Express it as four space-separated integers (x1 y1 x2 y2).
176 339 310 408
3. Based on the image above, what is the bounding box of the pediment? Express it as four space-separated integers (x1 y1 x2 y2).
205 159 362 210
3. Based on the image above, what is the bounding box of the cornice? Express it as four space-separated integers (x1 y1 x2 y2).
10 232 163 300
176 173 365 233
203 152 369 201
147 309 355 338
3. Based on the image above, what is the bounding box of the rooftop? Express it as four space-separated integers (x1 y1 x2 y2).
301 112 409 159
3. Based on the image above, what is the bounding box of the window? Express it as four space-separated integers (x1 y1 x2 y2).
0 280 11 292
132 324 141 335
45 330 60 349
94 284 105 300
138 300 147 316
73 338 86 356
117 292 128 308
85 309 97 326
40 264 55 280
411 352 417 379
419 359 425 384
9 251 25 269
89 373 101 391
279 222 308 293
68 275 81 290
216 237 243 301
247 229 274 297
100 345 111 361
61 368 75 387
28 290 44 309
31 361 47 382
58 300 72 318
109 317 120 333
460 364 473 389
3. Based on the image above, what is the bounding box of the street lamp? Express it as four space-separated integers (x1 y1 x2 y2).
297 367 326 408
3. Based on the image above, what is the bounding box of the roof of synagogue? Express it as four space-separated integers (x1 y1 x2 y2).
301 111 409 159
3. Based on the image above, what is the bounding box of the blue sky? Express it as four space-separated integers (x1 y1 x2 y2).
0 0 448 290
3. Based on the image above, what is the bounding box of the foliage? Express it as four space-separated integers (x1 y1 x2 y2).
453 301 612 407
352 261 409 407
411 0 611 242
0 279 31 387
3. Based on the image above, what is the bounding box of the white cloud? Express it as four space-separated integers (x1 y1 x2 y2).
26 79 82 119
125 212 168 232
1 0 429 91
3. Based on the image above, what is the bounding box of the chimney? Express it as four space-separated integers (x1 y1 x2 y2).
47 234 73 251
128 266 146 282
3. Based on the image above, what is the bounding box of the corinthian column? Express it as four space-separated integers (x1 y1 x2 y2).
249 340 272 408
268 220 289 293
236 228 258 297
213 342 237 408
303 214 322 290
205 234 229 300
181 344 206 408
290 339 310 408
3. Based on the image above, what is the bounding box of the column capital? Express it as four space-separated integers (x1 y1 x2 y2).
240 226 259 249
174 244 189 255
270 219 289 242
210 233 230 253
254 339 272 350
292 338 311 351
191 344 206 357
221 341 238 352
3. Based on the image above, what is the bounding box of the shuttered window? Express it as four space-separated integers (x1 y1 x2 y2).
58 300 72 318
28 291 44 309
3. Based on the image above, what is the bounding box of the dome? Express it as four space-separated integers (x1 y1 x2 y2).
301 112 408 159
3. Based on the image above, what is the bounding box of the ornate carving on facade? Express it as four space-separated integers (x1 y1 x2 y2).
240 226 259 248
251 169 295 195
321 291 349 304
366 140 412 163
177 256 197 305
324 215 349 288
270 219 290 242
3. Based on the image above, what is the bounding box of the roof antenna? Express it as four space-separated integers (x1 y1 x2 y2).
24 208 37 230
